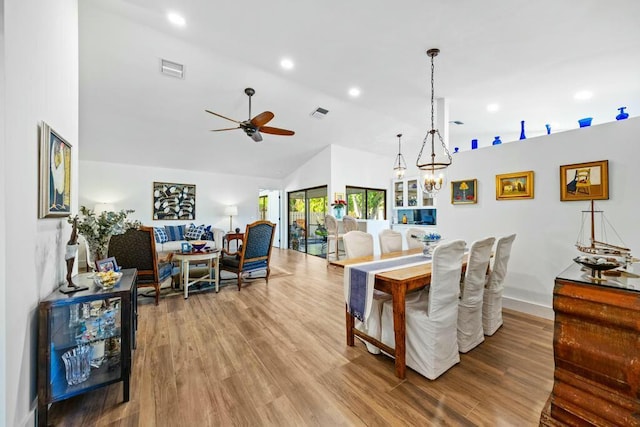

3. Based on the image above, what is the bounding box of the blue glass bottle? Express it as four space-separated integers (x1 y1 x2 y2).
616 107 629 120
471 139 478 150
453 147 459 153
578 117 592 128
519 120 526 140
545 124 551 135
492 136 502 145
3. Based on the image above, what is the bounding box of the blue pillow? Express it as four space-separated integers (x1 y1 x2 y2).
185 224 206 240
153 227 168 244
164 225 186 241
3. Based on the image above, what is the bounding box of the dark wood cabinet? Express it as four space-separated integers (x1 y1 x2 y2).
540 263 640 426
37 269 137 427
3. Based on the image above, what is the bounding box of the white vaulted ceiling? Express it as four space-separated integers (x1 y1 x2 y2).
79 0 640 179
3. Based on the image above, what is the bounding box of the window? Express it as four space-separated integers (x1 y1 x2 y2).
345 186 386 220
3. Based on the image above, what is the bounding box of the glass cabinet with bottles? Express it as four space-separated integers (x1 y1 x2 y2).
37 269 137 427
392 176 435 209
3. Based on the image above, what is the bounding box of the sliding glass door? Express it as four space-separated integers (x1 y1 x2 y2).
287 186 327 256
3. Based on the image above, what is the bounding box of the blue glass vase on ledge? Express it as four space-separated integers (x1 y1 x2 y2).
616 107 629 120
492 136 502 145
519 120 526 140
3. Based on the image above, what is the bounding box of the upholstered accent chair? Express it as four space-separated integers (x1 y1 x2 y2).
483 234 517 335
342 215 358 233
220 220 276 291
379 229 403 254
107 226 174 305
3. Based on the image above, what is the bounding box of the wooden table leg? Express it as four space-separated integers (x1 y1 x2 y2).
392 285 407 379
346 304 355 346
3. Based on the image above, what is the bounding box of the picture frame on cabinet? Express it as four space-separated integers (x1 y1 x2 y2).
451 179 478 205
496 171 534 200
38 121 72 218
559 160 608 201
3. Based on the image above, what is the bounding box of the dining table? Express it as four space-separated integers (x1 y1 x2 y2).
332 247 468 379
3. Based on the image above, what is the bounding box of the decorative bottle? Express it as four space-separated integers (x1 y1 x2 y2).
471 139 478 150
616 107 629 120
492 136 502 145
545 124 551 135
519 120 526 140
402 214 407 224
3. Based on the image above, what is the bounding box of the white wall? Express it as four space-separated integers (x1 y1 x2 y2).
437 117 640 317
0 1 7 423
79 160 281 239
3 1 79 426
330 144 392 204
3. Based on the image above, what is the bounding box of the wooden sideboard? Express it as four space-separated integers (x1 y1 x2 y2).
540 263 640 426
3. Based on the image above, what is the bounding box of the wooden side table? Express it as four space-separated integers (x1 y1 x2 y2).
224 232 244 251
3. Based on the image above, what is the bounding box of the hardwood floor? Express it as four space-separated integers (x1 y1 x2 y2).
48 249 554 426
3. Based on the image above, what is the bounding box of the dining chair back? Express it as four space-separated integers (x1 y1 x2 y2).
483 233 516 335
342 215 358 233
325 214 344 265
379 229 403 254
457 236 495 353
406 227 426 249
380 239 466 380
108 226 174 305
220 220 276 291
342 230 374 259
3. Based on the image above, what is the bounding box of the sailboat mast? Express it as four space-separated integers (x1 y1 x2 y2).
590 199 595 249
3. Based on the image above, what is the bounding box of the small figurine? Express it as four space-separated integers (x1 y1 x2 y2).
65 216 80 287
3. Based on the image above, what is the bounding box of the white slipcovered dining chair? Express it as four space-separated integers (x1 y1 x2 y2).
483 233 516 336
457 236 495 353
379 229 403 254
381 239 466 380
406 227 426 250
342 230 389 354
343 215 358 233
325 214 344 266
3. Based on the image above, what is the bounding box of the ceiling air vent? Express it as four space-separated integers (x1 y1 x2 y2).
310 107 329 119
161 59 184 79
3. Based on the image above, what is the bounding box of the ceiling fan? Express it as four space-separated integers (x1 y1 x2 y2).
206 87 295 142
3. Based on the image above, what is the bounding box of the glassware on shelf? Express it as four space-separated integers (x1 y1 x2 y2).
578 117 593 127
519 120 526 140
61 344 92 386
616 107 629 120
492 136 502 145
471 139 478 150
545 124 551 135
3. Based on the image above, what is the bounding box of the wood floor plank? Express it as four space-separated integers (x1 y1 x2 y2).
48 248 554 426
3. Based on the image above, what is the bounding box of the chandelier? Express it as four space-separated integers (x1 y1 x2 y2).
393 133 407 179
416 48 452 195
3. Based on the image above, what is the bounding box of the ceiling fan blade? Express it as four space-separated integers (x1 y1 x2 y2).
260 126 295 136
251 131 263 142
210 126 241 132
250 111 274 127
205 109 241 124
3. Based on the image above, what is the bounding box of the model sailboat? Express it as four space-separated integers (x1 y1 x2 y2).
574 200 632 280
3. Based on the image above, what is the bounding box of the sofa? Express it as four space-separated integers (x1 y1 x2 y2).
153 223 226 254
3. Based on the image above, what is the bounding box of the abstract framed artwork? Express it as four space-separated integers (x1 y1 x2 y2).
496 170 534 200
559 160 609 201
451 179 477 205
39 121 72 218
153 182 196 220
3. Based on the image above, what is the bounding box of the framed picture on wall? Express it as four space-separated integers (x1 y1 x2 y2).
153 182 196 220
559 160 609 201
451 179 477 205
496 171 534 200
38 121 72 218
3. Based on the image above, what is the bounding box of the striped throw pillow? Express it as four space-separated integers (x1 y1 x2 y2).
164 225 186 241
153 227 168 243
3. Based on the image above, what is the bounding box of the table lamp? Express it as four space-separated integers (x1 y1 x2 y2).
224 205 238 232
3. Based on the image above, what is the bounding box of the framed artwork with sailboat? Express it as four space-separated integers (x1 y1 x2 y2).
560 160 609 201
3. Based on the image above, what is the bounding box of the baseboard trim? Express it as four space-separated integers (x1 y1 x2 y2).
503 297 554 320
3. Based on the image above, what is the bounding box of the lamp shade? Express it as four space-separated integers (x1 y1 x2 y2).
224 205 238 216
94 203 115 214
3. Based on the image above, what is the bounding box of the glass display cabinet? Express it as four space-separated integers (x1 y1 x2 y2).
37 269 137 427
394 180 404 207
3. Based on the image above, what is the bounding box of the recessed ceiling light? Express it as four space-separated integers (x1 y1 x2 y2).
486 103 500 112
280 58 294 70
167 12 186 27
574 90 593 100
348 87 361 98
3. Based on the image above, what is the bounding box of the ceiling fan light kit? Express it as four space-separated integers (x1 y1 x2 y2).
415 48 452 196
206 87 295 142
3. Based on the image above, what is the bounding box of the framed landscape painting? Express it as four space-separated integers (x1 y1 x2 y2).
559 160 609 201
39 122 72 218
496 171 534 200
451 179 477 204
153 182 196 220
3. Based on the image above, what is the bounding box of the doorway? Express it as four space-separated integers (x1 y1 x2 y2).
258 189 281 248
287 186 327 256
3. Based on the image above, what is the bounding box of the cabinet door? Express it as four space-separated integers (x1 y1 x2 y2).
394 180 405 207
421 189 435 207
407 179 418 206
